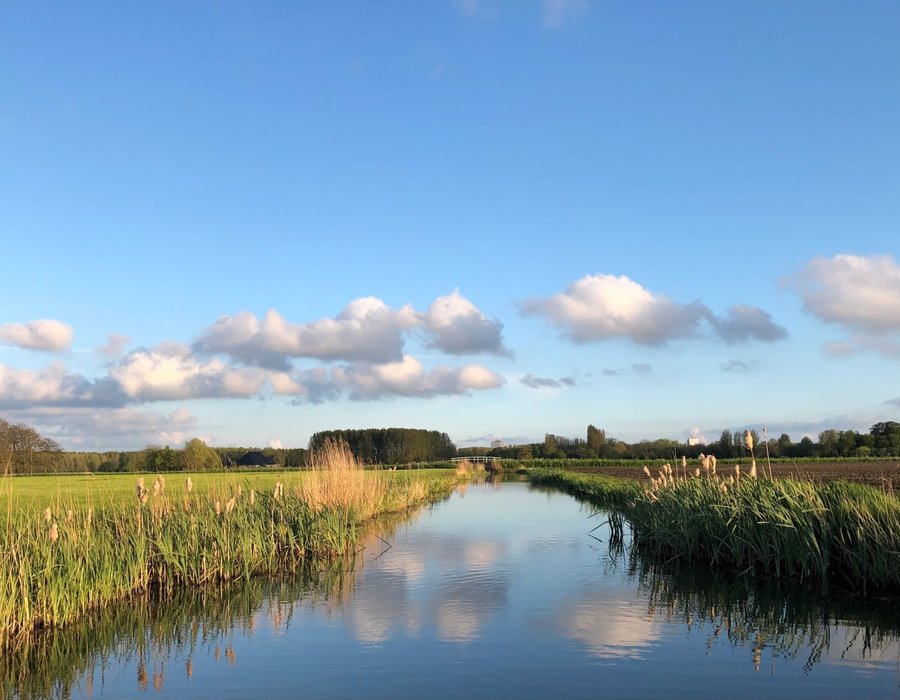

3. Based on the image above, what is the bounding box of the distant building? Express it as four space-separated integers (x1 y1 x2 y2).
491 439 505 449
687 437 702 446
235 451 277 467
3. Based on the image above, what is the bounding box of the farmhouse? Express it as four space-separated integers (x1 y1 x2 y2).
235 450 277 467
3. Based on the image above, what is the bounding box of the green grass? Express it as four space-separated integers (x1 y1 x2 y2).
527 468 900 593
0 469 452 510
0 468 461 646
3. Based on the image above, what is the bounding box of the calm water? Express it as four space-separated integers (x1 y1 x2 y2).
6 480 900 699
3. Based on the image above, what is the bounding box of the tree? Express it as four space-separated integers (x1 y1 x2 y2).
0 419 62 474
182 438 222 472
587 425 606 453
717 430 733 458
870 422 900 456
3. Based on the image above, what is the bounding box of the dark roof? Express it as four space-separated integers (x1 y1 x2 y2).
236 451 277 467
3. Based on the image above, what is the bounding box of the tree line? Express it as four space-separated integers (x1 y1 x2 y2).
461 422 900 461
4 417 899 475
308 428 456 464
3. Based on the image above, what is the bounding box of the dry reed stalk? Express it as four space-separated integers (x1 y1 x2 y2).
225 496 236 515
298 438 386 515
43 507 52 523
186 476 193 493
48 522 59 544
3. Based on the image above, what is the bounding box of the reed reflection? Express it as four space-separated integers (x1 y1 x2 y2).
629 551 900 673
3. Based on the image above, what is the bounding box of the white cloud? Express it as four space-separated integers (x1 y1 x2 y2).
0 362 121 408
0 319 73 351
8 406 197 450
333 356 504 401
97 333 131 358
789 254 900 333
522 273 786 347
788 254 900 359
195 299 419 368
268 437 283 449
542 0 589 28
422 290 511 357
110 343 266 401
197 293 509 368
522 274 708 345
271 356 504 403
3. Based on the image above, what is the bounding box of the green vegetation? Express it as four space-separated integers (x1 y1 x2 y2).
0 442 462 647
464 421 900 461
528 463 900 593
309 427 456 464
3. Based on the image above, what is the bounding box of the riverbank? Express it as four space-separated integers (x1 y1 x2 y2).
528 468 900 593
0 443 463 646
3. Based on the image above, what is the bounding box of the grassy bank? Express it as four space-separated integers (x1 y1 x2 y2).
528 467 900 592
0 442 462 646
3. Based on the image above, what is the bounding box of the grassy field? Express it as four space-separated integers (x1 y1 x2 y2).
528 466 900 593
0 468 452 511
0 444 463 646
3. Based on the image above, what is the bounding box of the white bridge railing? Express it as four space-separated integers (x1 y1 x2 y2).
451 456 501 464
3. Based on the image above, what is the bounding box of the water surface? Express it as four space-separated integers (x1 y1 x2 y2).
6 480 900 699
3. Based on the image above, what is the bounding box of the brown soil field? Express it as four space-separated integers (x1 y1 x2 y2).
563 460 900 487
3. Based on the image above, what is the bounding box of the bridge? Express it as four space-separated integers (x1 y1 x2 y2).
451 456 502 465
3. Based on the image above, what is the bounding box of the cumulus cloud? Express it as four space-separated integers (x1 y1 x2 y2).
787 254 900 359
789 254 900 333
422 291 511 357
521 274 709 345
7 406 197 450
522 273 786 347
269 356 503 403
542 0 589 28
0 319 73 351
719 358 760 374
333 356 504 401
97 333 131 359
196 293 507 368
110 343 267 402
195 299 419 368
520 374 576 389
0 363 122 409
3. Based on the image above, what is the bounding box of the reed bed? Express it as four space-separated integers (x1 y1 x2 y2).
528 446 900 593
0 446 459 647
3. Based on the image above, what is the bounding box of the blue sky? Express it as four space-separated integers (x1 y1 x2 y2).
1 1 898 450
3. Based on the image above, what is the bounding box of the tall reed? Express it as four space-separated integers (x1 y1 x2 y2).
0 458 459 647
528 461 900 592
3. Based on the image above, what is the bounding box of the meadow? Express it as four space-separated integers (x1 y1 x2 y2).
0 442 463 647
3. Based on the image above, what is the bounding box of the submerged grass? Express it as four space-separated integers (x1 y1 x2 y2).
0 445 459 647
528 464 900 593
